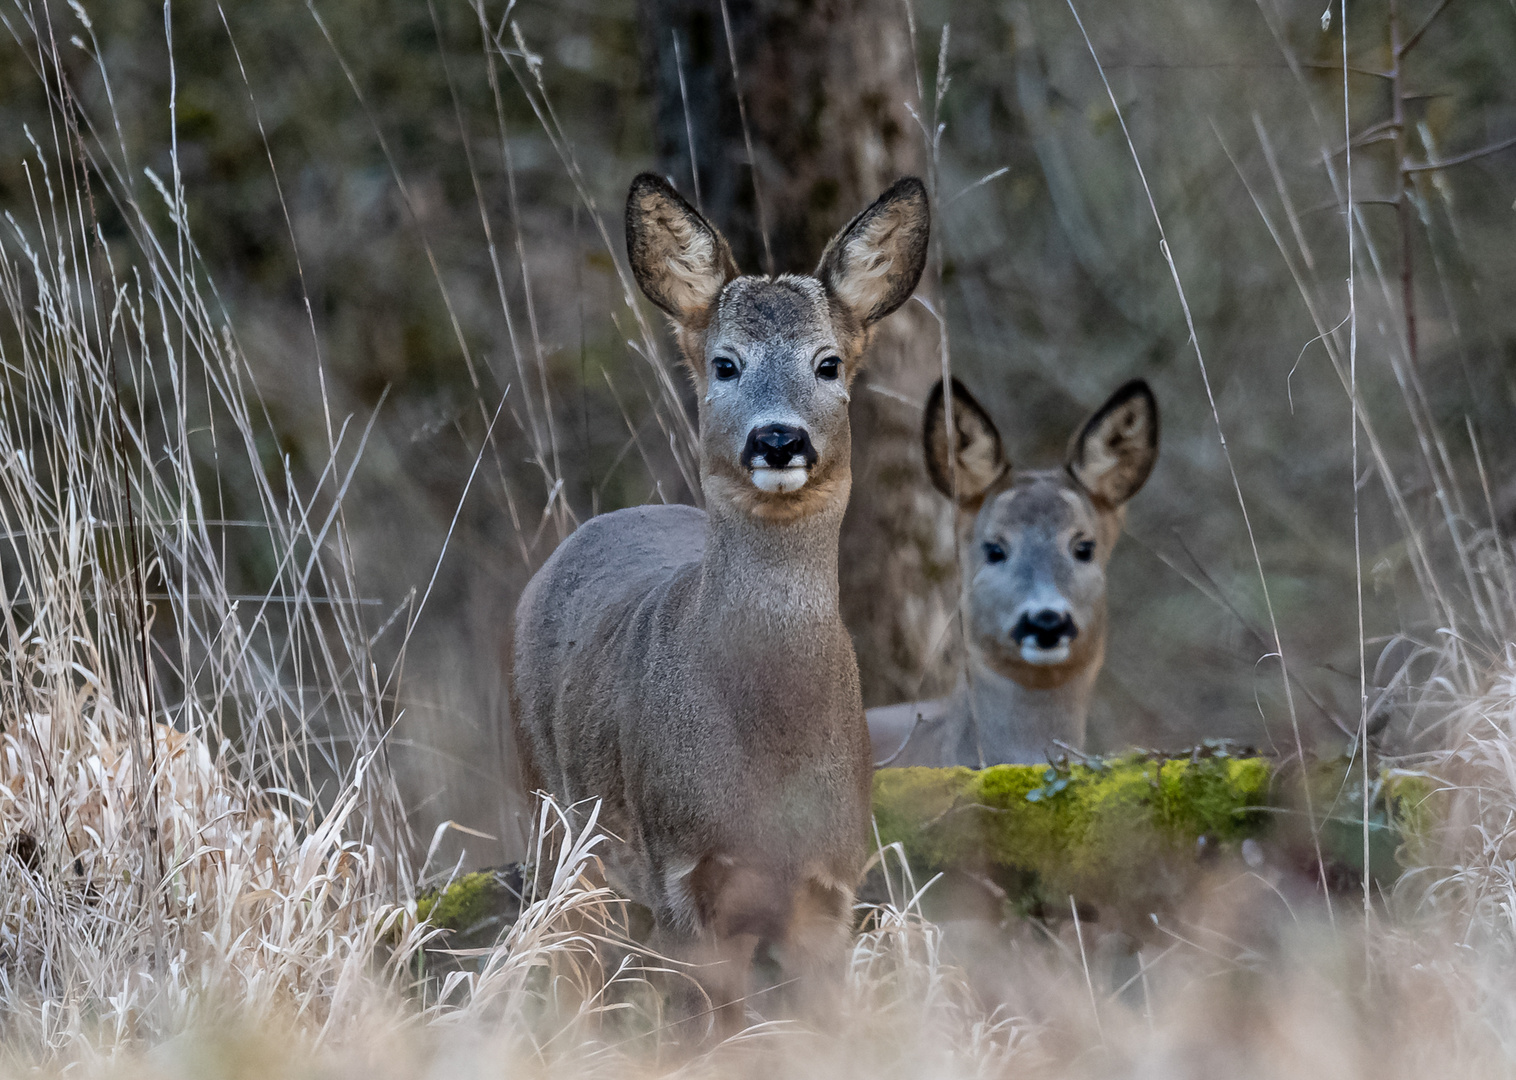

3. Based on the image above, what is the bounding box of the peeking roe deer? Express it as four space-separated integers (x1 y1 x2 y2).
510 173 929 1031
867 378 1158 767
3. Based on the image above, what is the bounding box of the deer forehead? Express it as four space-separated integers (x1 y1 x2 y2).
979 476 1097 539
711 276 839 356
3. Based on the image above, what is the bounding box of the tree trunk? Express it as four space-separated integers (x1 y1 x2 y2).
637 0 959 707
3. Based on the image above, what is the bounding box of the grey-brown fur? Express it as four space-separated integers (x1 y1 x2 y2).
512 173 928 1032
868 379 1158 767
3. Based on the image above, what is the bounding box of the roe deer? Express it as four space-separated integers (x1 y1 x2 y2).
867 378 1158 767
510 173 929 1032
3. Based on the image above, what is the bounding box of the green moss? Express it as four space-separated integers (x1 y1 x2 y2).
872 752 1448 921
1292 757 1442 887
873 753 1274 913
416 871 512 935
1383 769 1444 867
871 764 981 868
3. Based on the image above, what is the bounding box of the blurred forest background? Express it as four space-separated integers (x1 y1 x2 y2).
1 0 1512 867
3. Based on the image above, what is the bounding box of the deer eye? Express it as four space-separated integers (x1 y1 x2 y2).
1072 538 1095 562
711 356 740 381
983 542 1007 564
816 355 842 381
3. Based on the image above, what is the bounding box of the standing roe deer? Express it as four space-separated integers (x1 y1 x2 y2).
867 377 1158 767
510 173 929 1031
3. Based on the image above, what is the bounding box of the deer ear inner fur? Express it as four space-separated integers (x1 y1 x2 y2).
626 173 739 328
1066 379 1159 508
924 377 1008 507
816 177 930 328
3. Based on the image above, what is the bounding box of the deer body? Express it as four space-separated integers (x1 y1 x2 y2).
515 501 864 920
512 173 929 1031
868 380 1158 768
868 637 1101 766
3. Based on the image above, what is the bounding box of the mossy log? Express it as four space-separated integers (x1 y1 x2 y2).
872 752 1438 922
414 865 525 950
414 753 1438 938
873 754 1266 904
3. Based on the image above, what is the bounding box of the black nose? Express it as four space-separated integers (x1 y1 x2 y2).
1012 609 1078 649
743 423 817 469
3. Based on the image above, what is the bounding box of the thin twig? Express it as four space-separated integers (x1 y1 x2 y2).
672 29 703 214
717 0 773 275
1346 0 1371 926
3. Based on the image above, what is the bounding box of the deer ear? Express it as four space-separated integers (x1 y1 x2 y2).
816 177 930 327
1067 380 1159 508
923 378 1008 507
626 173 739 328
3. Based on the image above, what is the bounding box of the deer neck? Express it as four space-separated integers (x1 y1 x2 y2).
697 493 846 636
959 644 1101 765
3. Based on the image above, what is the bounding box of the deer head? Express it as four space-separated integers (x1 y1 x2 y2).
627 173 930 525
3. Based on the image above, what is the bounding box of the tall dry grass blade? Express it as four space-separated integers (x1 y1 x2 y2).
717 0 773 276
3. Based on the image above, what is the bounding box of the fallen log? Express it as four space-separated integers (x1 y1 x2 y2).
870 748 1438 923
414 749 1439 939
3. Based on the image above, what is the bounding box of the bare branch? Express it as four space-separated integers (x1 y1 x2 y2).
1405 132 1516 173
1400 0 1454 56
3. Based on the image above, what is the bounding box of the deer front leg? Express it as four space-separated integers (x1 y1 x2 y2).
769 875 854 1025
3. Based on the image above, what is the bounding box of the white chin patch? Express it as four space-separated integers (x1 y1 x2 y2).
1020 640 1072 665
750 466 810 494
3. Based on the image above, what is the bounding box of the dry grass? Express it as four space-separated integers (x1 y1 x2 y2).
0 17 425 1048
1 0 1516 1076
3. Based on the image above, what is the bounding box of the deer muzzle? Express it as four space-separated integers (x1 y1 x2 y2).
743 423 818 493
1010 607 1078 665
